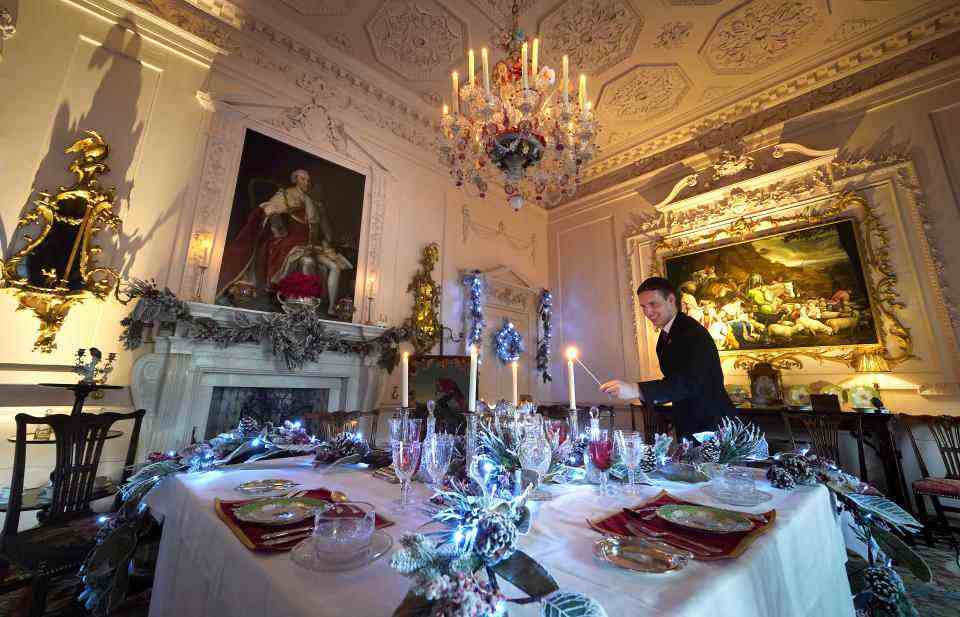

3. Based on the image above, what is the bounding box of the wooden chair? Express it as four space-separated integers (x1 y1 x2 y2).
304 410 379 445
782 412 868 481
1 409 145 617
541 405 615 435
633 404 673 445
899 414 960 549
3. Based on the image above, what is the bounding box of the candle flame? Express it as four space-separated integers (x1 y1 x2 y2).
566 347 578 361
402 351 410 360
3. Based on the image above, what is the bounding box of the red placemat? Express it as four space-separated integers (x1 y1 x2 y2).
215 488 394 552
587 490 775 561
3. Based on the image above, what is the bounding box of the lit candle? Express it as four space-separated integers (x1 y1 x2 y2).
481 48 490 96
511 361 519 407
566 347 578 411
401 352 410 408
578 74 586 109
452 71 460 114
468 345 478 412
532 38 539 78
442 103 448 117
521 42 528 90
562 55 569 104
468 49 475 85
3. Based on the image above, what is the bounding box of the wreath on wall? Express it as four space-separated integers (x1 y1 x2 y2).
492 319 523 365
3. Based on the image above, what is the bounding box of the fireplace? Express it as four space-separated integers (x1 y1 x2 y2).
204 387 330 439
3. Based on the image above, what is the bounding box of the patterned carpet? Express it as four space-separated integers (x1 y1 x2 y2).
2 537 957 616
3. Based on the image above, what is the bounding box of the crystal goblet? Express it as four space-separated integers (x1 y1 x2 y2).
391 440 421 509
422 434 455 493
616 430 643 495
589 429 616 497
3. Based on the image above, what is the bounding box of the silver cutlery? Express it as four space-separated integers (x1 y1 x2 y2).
261 524 314 540
625 521 722 555
262 532 311 547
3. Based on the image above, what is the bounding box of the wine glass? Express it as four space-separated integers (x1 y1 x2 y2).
518 416 553 500
389 417 422 443
422 434 454 493
615 430 643 495
589 429 616 496
391 440 421 509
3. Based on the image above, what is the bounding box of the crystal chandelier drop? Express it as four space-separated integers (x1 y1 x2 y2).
437 4 598 211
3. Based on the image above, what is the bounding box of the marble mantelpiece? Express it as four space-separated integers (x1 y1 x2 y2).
130 302 387 456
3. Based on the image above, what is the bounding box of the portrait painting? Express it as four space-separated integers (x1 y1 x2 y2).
664 220 879 352
215 129 366 319
409 355 470 432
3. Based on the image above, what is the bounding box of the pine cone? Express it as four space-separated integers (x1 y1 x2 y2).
475 512 518 565
864 565 904 607
767 465 796 490
699 440 721 463
780 454 814 484
639 447 658 473
237 416 260 437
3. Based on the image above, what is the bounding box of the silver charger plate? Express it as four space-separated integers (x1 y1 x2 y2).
290 530 393 572
235 478 299 496
702 484 774 507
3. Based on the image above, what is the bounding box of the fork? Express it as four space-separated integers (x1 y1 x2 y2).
625 521 722 555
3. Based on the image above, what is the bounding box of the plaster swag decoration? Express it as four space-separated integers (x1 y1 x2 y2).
625 143 958 377
0 6 14 62
462 206 536 264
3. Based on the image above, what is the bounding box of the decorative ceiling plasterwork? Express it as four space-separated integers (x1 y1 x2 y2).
654 21 693 50
0 6 15 63
826 18 881 44
278 0 351 15
122 0 440 155
467 0 540 25
598 64 691 123
700 0 824 74
538 0 643 75
366 1 466 81
572 10 960 203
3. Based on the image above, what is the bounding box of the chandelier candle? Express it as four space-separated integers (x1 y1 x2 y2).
468 49 475 85
562 55 569 104
566 347 577 410
468 344 478 412
511 360 519 406
481 47 490 96
578 74 586 109
532 38 539 76
521 42 528 90
451 71 459 114
401 352 410 408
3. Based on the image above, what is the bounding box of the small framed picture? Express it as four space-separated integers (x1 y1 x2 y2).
748 362 782 406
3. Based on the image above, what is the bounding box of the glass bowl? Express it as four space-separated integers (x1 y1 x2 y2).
311 501 376 564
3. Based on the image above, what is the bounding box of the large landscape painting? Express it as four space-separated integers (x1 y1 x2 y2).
215 130 366 319
664 220 879 351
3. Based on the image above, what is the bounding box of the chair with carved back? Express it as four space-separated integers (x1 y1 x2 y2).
782 412 868 481
0 409 144 616
541 405 616 435
899 414 960 550
634 404 674 445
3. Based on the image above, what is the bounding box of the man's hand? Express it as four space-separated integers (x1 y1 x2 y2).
600 379 643 402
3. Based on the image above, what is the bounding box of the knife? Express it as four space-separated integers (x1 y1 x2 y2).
261 524 314 540
262 532 311 547
625 521 721 556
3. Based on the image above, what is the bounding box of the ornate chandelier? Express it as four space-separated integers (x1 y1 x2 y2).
438 5 598 211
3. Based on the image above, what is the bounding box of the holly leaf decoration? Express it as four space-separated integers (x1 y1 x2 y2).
492 549 559 599
873 526 932 583
540 591 608 617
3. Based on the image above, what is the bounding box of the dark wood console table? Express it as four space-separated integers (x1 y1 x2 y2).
637 403 910 509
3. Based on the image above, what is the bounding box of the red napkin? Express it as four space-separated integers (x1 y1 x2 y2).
215 488 394 552
588 490 775 561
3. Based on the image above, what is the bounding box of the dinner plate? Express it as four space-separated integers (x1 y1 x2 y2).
593 537 688 573
290 530 393 572
235 478 299 496
234 497 330 526
702 484 773 507
656 504 754 534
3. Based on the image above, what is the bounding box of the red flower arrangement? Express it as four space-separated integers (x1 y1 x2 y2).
277 272 325 299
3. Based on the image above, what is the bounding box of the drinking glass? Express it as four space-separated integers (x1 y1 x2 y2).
615 430 643 494
518 416 553 500
422 434 455 493
589 429 616 496
712 467 759 506
389 417 422 443
312 501 376 564
391 440 421 509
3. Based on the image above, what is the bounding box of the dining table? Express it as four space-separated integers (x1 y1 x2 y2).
144 456 856 617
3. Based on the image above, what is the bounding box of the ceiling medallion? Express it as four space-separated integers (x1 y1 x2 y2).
438 1 599 211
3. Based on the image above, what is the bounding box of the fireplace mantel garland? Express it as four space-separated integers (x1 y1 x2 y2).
118 278 409 371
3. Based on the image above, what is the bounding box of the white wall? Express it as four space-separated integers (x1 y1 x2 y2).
0 0 548 525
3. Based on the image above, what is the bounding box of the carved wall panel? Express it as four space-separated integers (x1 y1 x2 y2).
538 0 643 75
700 0 824 74
365 0 466 81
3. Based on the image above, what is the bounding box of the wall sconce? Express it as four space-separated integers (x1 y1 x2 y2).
190 231 213 301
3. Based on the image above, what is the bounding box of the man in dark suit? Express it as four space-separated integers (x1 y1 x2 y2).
600 277 734 438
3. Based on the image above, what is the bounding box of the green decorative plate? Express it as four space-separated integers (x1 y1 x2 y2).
656 504 754 534
234 497 330 526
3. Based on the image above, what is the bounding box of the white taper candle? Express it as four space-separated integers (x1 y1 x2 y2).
511 361 519 407
468 344 478 412
401 352 410 408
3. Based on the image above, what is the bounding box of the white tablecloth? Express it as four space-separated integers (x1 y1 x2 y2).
145 457 855 617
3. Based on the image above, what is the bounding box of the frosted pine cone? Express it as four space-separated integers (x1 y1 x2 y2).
767 465 796 490
639 446 658 473
781 454 815 485
237 416 260 437
699 440 721 463
475 512 518 565
864 565 905 608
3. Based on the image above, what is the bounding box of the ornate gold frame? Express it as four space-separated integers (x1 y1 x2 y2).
0 131 121 352
652 192 913 371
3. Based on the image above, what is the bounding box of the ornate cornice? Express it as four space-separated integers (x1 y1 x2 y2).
0 6 17 62
571 7 960 206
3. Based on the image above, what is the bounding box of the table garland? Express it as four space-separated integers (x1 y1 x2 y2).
536 290 553 384
117 278 410 371
492 319 524 365
462 271 486 355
